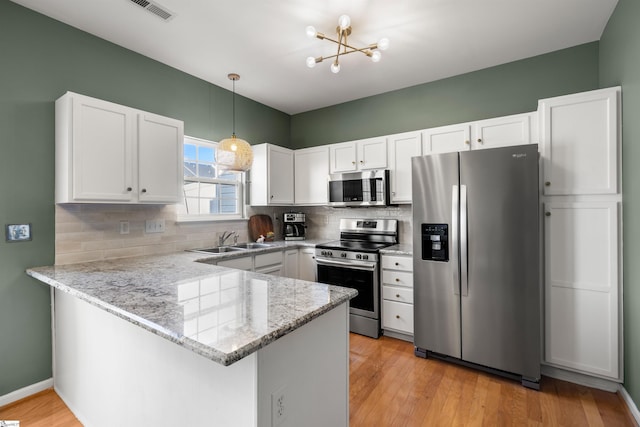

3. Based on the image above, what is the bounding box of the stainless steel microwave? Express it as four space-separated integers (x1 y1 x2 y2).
327 170 391 207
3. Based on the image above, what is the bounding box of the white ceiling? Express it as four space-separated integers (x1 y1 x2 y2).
11 0 618 115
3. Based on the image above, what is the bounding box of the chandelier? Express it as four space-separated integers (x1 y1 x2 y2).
217 73 253 172
305 15 389 74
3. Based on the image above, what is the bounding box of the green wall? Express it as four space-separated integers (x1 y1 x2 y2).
0 1 289 396
600 0 640 408
290 43 600 148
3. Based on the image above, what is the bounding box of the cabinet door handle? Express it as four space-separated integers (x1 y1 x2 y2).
465 140 470 145
126 187 132 192
396 315 400 319
270 195 274 199
545 212 551 217
477 138 482 144
351 161 356 165
396 294 400 298
395 278 400 282
141 188 147 193
545 181 551 186
360 160 364 164
395 262 399 266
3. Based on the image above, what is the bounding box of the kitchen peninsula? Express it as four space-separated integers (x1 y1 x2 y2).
27 252 356 427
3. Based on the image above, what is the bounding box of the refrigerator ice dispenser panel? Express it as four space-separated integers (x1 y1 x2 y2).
421 224 449 261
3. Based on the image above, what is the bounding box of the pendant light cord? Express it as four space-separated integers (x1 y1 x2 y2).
232 78 236 137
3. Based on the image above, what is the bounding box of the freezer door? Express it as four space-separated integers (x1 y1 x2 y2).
412 153 461 358
459 144 540 380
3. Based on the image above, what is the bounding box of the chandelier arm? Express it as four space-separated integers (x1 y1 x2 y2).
334 30 345 64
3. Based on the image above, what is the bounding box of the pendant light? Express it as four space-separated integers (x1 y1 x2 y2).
217 73 253 172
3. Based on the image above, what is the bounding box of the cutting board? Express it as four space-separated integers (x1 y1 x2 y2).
248 214 274 242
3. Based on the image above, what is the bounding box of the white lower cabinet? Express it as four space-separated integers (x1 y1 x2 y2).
544 201 620 381
298 247 317 282
216 251 284 275
381 254 414 339
283 249 299 278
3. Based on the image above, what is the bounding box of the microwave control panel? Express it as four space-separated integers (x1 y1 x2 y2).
421 223 449 261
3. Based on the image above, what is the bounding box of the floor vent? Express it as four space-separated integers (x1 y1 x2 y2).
128 0 174 21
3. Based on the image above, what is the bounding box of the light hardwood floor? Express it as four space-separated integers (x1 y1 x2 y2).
1 334 636 426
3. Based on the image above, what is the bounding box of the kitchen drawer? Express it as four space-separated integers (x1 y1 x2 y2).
255 251 283 268
383 300 414 334
382 285 413 304
382 270 413 287
382 255 412 272
217 256 252 271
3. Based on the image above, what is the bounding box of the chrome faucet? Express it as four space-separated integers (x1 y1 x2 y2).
219 231 237 247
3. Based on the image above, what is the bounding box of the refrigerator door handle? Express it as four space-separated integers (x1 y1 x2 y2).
460 184 469 296
451 185 460 295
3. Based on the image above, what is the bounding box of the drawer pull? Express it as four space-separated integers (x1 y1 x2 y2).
395 278 400 282
395 262 399 266
396 315 400 319
396 294 400 298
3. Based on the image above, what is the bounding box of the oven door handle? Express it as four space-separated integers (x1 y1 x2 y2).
315 257 377 272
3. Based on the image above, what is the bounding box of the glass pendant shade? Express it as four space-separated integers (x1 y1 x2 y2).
217 134 253 172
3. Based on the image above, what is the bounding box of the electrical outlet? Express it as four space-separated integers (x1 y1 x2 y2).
271 385 287 427
119 220 130 235
145 219 165 233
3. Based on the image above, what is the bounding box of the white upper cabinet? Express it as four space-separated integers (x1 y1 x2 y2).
55 91 183 204
539 87 620 196
471 112 536 150
421 112 536 156
422 123 471 154
329 137 387 173
387 131 422 204
294 146 329 205
137 113 184 203
250 143 294 206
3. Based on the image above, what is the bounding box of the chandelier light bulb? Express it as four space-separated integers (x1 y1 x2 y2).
306 56 317 68
306 25 317 38
338 14 351 30
377 37 390 51
371 51 382 62
330 62 341 74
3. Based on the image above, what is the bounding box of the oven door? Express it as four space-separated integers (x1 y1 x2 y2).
316 257 379 319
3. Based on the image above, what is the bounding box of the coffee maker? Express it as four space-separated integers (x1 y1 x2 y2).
283 213 306 241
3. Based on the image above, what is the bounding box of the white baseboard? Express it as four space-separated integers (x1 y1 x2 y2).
618 385 640 425
541 364 620 392
0 378 53 407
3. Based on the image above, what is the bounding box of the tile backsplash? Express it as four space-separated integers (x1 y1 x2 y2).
54 203 412 265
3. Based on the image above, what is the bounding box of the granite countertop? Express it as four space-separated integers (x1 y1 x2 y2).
26 250 356 367
380 243 413 256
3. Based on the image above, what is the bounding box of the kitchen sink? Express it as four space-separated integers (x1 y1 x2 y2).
230 242 275 249
189 246 248 254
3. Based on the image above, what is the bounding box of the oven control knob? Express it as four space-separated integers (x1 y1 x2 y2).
356 254 362 260
341 253 347 258
321 251 327 256
329 251 333 257
363 255 369 260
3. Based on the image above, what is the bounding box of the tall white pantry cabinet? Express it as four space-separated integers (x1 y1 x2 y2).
539 87 622 383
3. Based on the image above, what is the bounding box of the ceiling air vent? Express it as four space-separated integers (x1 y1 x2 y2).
128 0 174 21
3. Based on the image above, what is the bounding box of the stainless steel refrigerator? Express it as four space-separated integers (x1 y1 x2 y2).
412 144 540 389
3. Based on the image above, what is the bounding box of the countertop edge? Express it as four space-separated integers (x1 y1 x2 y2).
27 259 356 367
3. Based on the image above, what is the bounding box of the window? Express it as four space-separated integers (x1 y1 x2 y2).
177 136 244 221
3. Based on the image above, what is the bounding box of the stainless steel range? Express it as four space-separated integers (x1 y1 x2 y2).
315 218 398 338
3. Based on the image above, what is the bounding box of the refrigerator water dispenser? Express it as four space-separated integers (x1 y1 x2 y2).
421 224 448 261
